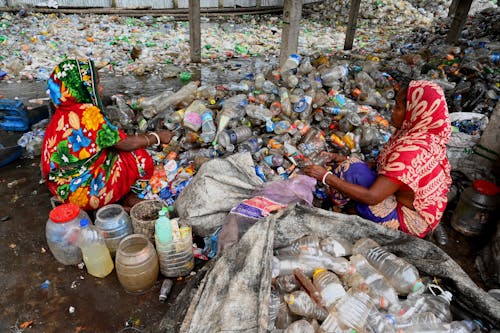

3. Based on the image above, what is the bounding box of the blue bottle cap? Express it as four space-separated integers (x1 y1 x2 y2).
80 219 90 227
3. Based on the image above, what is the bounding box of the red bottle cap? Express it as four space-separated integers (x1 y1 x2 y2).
49 203 81 223
473 179 500 196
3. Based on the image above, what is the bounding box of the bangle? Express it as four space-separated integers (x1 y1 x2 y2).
149 132 161 148
322 171 333 186
143 134 150 147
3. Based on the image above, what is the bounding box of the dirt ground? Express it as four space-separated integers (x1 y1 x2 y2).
0 68 496 332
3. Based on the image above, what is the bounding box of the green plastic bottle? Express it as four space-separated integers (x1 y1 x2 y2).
155 207 172 244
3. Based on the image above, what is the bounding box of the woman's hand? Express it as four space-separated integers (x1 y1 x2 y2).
157 130 173 145
303 165 328 181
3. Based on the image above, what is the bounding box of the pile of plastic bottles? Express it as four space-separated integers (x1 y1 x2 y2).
270 235 478 332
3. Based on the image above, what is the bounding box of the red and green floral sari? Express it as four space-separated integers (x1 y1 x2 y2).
41 59 153 210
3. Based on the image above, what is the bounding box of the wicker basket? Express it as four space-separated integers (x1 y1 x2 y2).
129 200 164 239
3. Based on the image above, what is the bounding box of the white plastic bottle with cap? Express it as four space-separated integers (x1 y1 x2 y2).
77 219 114 278
365 247 423 295
312 268 346 310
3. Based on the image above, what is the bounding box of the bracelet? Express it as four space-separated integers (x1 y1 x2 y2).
143 134 150 147
322 171 333 186
149 132 161 148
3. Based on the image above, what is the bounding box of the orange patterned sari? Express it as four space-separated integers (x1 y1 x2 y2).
377 80 452 237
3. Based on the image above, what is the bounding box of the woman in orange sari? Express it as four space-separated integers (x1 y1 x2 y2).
41 58 172 210
305 80 452 238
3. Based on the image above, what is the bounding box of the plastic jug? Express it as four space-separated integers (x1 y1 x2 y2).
46 203 90 265
94 204 133 257
451 180 500 236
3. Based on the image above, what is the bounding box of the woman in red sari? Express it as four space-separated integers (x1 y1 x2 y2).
41 59 172 210
305 80 452 238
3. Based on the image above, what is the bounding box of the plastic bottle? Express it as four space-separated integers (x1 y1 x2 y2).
216 94 248 141
200 110 216 143
183 100 206 132
141 81 198 118
226 82 249 92
94 204 133 257
46 203 89 265
77 219 114 278
396 320 475 333
352 238 380 256
399 285 453 323
275 274 300 293
320 65 348 87
217 126 252 152
262 80 279 95
335 288 375 331
312 268 346 310
159 279 173 302
245 104 273 121
365 247 423 295
299 56 313 75
254 73 266 90
155 207 172 243
319 236 353 257
387 312 440 331
274 235 321 256
275 254 350 277
281 54 302 73
284 291 328 321
366 307 396 333
178 147 220 161
348 254 400 311
284 319 315 333
239 137 263 153
318 311 353 333
280 87 293 117
164 109 185 130
268 287 281 329
293 95 313 120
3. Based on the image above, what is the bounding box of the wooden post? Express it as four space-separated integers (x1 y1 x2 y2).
344 0 361 50
448 0 460 18
279 0 302 67
446 0 473 44
189 0 201 63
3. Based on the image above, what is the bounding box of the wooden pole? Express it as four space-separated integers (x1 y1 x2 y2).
446 0 473 44
189 0 201 63
279 0 302 67
344 0 361 50
448 0 460 18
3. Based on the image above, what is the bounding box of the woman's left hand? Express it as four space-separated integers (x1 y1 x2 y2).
303 165 328 181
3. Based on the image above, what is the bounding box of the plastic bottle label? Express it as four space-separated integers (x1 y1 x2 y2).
226 129 238 145
184 112 202 127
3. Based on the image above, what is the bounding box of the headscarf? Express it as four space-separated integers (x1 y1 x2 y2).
377 80 452 236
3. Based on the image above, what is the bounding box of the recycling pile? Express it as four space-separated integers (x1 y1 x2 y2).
268 235 477 332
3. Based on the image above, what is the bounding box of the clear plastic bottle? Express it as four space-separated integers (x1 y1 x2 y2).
275 274 300 293
399 286 453 323
365 247 423 295
178 147 220 161
312 268 346 310
366 307 395 333
274 235 321 256
245 104 273 121
217 126 252 151
200 110 216 143
164 109 185 130
387 312 440 331
319 236 353 258
335 288 375 331
216 94 248 140
238 137 263 153
284 291 328 321
319 311 354 333
268 287 281 330
352 237 381 256
254 73 266 91
284 319 315 333
281 54 302 73
262 80 279 95
276 254 350 277
141 81 198 118
293 94 313 120
77 219 114 278
280 87 293 117
226 82 249 92
320 65 348 87
348 255 400 311
299 56 313 75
